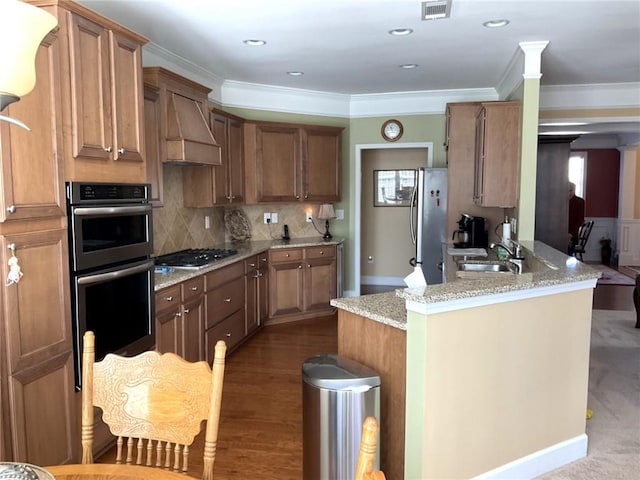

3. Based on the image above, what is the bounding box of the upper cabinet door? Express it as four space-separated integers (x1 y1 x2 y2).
255 124 301 202
109 31 145 162
303 126 342 202
67 13 113 161
0 31 65 223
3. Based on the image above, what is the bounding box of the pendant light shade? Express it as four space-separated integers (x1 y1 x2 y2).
0 0 57 112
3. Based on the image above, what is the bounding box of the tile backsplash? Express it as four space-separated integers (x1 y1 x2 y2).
153 165 330 255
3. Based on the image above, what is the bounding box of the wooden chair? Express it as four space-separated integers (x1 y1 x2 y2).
81 331 226 480
354 416 386 480
573 220 594 261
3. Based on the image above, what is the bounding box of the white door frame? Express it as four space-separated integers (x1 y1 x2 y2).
353 142 434 296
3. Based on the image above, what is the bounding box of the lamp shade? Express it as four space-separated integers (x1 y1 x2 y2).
0 0 57 110
317 204 336 220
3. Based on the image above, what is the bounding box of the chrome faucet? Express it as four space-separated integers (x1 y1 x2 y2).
489 240 525 273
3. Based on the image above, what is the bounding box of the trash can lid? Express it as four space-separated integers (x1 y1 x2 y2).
302 353 380 391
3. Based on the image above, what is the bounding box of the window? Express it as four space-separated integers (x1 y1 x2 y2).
569 151 586 198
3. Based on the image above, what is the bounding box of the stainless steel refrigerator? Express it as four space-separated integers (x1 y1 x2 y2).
409 168 448 284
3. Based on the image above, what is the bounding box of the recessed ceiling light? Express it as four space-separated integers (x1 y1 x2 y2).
399 64 418 69
243 39 266 46
287 71 304 76
483 19 510 28
389 28 413 36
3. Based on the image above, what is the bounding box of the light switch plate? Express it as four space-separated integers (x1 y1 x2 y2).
271 212 278 223
335 209 344 220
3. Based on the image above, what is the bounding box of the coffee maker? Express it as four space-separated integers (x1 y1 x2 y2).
452 214 488 248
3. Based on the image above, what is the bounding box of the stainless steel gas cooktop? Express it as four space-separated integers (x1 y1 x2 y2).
154 248 238 269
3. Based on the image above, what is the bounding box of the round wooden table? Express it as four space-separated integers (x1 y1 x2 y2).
45 464 193 480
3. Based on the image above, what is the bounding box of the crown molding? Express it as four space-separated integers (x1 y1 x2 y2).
145 42 640 118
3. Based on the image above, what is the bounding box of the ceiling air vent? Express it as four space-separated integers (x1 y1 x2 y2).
422 0 451 20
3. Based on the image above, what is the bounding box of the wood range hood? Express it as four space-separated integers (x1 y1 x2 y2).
144 66 221 166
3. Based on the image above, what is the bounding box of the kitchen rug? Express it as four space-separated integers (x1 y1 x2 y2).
589 263 635 286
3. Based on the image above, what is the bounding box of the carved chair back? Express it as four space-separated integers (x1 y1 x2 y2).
81 331 226 480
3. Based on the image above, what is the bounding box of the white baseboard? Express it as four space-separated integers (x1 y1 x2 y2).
471 434 588 480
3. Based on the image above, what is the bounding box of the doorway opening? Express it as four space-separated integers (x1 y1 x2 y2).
353 142 433 296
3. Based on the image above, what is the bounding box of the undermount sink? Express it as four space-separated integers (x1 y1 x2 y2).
458 262 514 273
456 260 520 276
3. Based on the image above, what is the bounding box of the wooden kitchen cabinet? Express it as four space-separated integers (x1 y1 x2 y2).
0 32 65 223
51 0 148 182
0 228 76 466
269 245 336 323
144 83 163 205
184 109 245 207
245 252 268 335
204 262 245 355
154 276 204 362
0 25 77 466
244 121 343 203
473 101 522 207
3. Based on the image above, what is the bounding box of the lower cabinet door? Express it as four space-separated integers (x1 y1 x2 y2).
205 309 245 362
181 296 204 362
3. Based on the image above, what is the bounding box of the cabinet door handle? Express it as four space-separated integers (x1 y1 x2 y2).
298 265 303 269
231 195 236 200
225 333 232 337
6 205 16 214
296 195 300 199
304 194 308 199
285 254 290 258
104 146 113 153
165 296 173 302
183 308 190 314
249 263 256 267
175 312 182 317
117 147 125 154
260 258 267 262
226 195 232 200
191 286 198 291
319 251 324 255
307 264 311 268
224 298 231 302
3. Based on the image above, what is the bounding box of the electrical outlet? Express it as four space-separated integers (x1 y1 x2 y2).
263 213 271 224
306 212 313 223
271 212 278 224
204 215 210 229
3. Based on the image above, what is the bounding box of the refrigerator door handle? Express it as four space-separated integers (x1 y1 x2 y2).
409 181 418 245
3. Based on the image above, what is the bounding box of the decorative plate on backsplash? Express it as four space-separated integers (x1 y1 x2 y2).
224 208 252 241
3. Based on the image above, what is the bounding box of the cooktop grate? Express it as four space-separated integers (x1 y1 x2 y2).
154 248 238 268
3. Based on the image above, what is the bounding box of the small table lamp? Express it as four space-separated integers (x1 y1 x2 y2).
317 204 336 240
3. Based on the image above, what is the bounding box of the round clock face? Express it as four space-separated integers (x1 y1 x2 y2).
382 119 403 142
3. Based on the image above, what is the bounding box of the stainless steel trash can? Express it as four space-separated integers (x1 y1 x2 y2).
302 353 380 480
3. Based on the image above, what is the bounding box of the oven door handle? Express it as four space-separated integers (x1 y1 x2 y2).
77 260 154 286
73 205 152 216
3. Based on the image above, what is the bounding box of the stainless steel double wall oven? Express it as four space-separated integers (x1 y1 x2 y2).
66 182 154 389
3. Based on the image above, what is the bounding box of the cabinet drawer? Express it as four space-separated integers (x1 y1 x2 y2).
206 275 245 328
270 248 303 263
206 261 244 291
205 309 245 359
155 285 181 313
182 276 204 302
305 245 336 260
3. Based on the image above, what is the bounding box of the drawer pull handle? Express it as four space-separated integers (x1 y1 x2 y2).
261 258 267 262
285 254 290 257
118 147 125 155
319 251 324 255
191 286 198 291
6 205 16 214
165 296 173 301
224 298 231 302
298 265 303 269
307 264 311 268
225 333 232 337
175 312 182 317
184 308 190 314
104 146 113 153
249 263 256 267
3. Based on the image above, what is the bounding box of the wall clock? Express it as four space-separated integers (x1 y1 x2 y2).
381 119 403 142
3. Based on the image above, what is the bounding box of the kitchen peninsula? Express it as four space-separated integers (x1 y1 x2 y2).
332 241 600 480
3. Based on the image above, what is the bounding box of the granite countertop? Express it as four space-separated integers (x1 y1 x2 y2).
397 240 601 305
330 292 408 330
154 237 344 290
332 240 601 330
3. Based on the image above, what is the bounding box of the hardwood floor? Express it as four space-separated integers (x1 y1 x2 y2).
98 314 338 479
96 273 635 478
